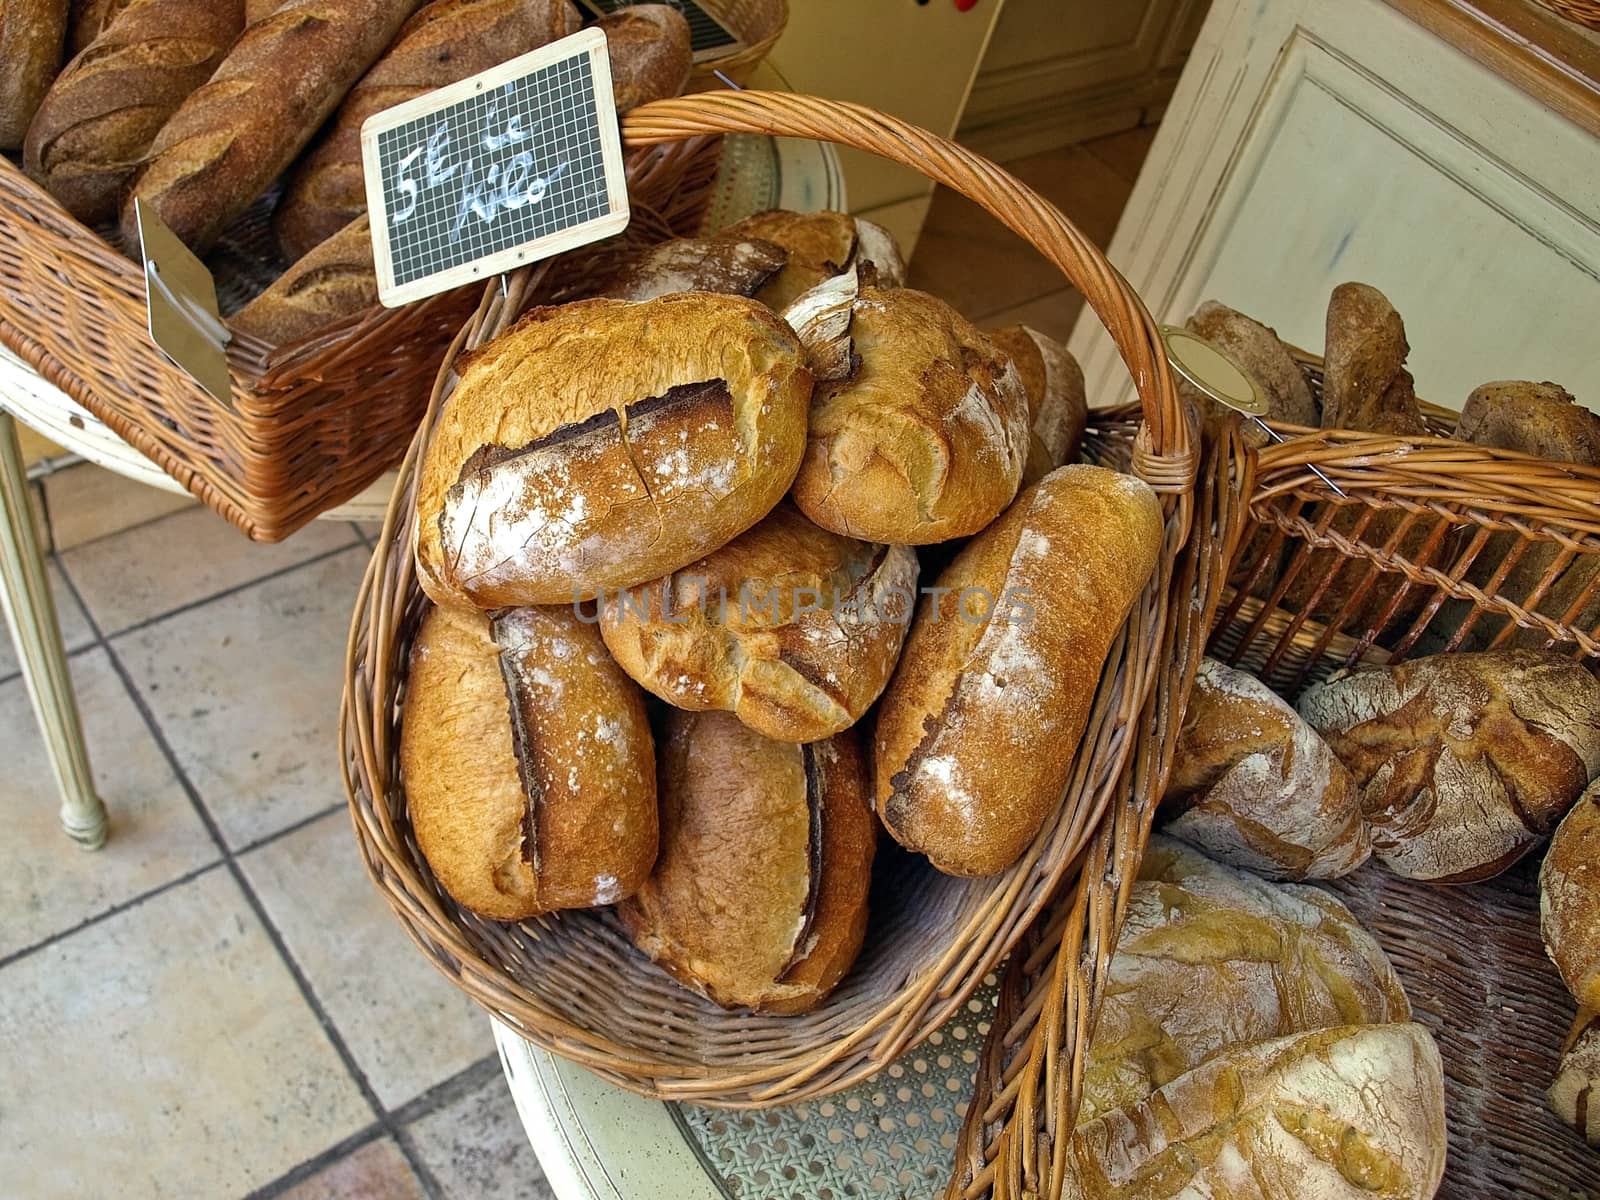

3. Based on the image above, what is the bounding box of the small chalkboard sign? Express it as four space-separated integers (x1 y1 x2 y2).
361 28 630 308
575 0 742 60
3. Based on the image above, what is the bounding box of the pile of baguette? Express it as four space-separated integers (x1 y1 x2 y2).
2 0 698 344
397 207 1166 1017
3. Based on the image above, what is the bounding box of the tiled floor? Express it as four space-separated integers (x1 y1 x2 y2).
0 125 1153 1200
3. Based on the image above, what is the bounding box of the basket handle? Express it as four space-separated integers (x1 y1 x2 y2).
621 90 1194 494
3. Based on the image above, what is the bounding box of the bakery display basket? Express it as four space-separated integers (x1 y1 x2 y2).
685 0 788 90
1536 0 1600 30
0 136 720 542
954 359 1600 1200
342 89 1199 1107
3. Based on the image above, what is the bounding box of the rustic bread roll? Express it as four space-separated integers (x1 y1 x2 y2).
65 0 134 55
598 502 918 743
1543 779 1600 1010
1083 837 1410 1123
1320 282 1426 435
620 709 874 1013
415 292 812 608
401 603 658 921
1 0 69 149
1184 300 1317 437
274 0 581 262
1161 657 1369 880
721 209 908 312
230 214 376 345
119 0 422 254
596 235 786 301
25 0 244 225
785 271 1029 544
875 465 1163 876
597 4 690 113
1551 1008 1600 1145
1299 649 1600 883
985 323 1087 487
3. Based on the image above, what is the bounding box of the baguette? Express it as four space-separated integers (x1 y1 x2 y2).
25 0 244 224
230 215 376 346
119 0 423 254
65 0 133 54
0 0 69 149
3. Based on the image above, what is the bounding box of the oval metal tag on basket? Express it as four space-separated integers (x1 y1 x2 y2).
1160 325 1269 417
360 28 631 308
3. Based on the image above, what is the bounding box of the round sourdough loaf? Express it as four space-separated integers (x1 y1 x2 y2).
874 464 1163 877
597 5 691 112
721 209 907 311
597 502 918 743
1542 779 1600 1009
400 603 657 921
984 323 1087 487
785 273 1030 545
414 293 813 608
619 709 874 1013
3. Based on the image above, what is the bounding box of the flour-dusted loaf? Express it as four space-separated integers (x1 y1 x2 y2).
785 271 1029 544
400 603 658 921
415 292 812 608
1 0 69 149
119 0 422 254
596 235 787 301
596 4 690 112
1550 1008 1600 1145
230 215 376 345
1300 650 1600 883
274 0 581 261
1184 300 1317 436
620 709 874 1013
722 209 907 312
1162 657 1368 880
985 323 1087 486
26 0 244 224
598 502 918 743
1543 779 1600 1010
875 465 1163 876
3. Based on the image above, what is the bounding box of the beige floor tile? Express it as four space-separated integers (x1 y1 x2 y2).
1082 123 1159 185
112 548 368 849
406 1071 555 1200
42 463 196 553
0 562 95 681
1005 144 1136 251
0 649 216 960
907 186 1066 322
242 811 490 1109
0 868 372 1198
977 289 1086 347
61 504 358 635
276 1138 426 1200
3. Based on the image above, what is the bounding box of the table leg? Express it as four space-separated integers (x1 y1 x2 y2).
0 411 107 850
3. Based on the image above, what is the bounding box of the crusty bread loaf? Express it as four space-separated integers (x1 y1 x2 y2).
1550 1008 1599 1145
785 272 1029 545
1542 779 1600 1010
596 4 689 113
25 0 244 224
401 603 658 921
243 0 277 20
875 465 1163 876
119 0 422 254
1320 282 1425 435
721 209 907 311
230 215 376 345
65 0 133 54
1184 300 1316 436
985 323 1086 487
274 0 581 261
620 709 874 1013
1300 650 1600 883
415 292 812 608
598 502 918 743
596 235 786 301
1 0 69 149
1162 657 1368 880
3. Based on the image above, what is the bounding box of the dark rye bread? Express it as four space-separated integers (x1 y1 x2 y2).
595 235 787 301
400 603 657 921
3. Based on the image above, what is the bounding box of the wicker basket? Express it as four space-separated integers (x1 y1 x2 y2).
956 358 1600 1199
685 0 788 90
341 89 1198 1106
0 136 720 542
1537 0 1600 30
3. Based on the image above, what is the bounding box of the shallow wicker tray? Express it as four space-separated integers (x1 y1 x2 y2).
342 89 1199 1107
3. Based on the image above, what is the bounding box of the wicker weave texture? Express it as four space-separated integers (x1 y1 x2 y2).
341 90 1197 1108
1537 0 1600 29
686 0 787 89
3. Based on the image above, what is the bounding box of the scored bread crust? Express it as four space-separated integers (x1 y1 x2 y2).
986 323 1087 486
414 293 813 608
620 710 874 1013
597 502 919 743
722 209 907 311
788 282 1030 545
597 5 691 113
401 604 657 921
1542 780 1600 1010
230 214 375 345
874 464 1163 877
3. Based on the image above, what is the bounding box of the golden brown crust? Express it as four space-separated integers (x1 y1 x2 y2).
230 214 375 345
1543 781 1600 1010
596 235 787 302
597 502 918 743
1 0 69 149
597 4 690 113
401 603 657 921
874 465 1163 876
67 0 137 56
414 292 813 608
619 711 873 1012
1550 1008 1600 1145
986 323 1087 486
721 209 906 311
